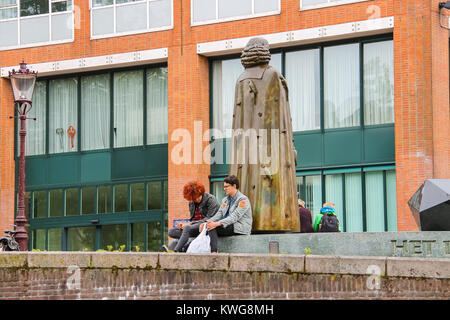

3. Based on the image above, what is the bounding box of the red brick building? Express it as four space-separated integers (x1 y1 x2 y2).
0 0 448 251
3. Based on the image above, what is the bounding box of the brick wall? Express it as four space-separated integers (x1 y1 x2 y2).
0 0 449 233
0 78 15 234
0 252 448 300
393 0 450 231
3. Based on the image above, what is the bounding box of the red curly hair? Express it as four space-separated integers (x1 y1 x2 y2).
183 181 205 202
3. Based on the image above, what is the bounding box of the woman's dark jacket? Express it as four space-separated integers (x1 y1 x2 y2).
189 192 220 224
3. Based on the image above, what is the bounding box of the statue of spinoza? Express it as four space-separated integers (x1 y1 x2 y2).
229 37 300 232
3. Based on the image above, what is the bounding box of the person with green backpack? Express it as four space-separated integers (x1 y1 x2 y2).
313 202 341 232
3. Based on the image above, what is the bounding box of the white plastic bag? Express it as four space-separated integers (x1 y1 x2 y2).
186 225 211 254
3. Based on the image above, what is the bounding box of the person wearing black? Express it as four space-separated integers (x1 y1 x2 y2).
165 181 219 252
298 199 313 233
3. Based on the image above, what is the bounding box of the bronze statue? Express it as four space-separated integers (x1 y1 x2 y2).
229 38 300 232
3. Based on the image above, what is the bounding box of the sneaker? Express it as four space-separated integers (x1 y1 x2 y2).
161 245 174 253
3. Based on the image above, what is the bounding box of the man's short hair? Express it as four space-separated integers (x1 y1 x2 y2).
323 202 335 208
224 175 240 189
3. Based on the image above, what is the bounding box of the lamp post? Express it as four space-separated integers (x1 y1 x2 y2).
9 61 37 251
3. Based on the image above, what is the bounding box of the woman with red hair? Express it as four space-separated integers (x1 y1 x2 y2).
165 181 220 252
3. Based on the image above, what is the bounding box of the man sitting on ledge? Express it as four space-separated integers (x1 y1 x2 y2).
200 175 253 253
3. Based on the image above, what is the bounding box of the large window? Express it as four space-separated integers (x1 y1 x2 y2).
49 78 78 154
324 44 360 129
17 80 46 156
296 167 397 232
0 0 73 49
211 39 394 134
20 66 168 156
81 74 111 151
192 0 280 25
363 40 394 125
114 70 144 148
90 0 173 38
29 179 168 251
285 49 321 131
211 54 282 137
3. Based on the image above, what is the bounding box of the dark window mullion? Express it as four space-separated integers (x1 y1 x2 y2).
45 79 50 155
143 68 147 146
127 223 131 251
360 42 364 128
110 72 114 150
128 184 131 212
62 227 67 251
321 170 325 207
46 190 49 218
45 229 49 251
362 171 367 232
144 222 148 252
341 173 346 232
77 76 81 152
95 225 101 251
319 46 324 133
383 170 388 232
77 187 81 216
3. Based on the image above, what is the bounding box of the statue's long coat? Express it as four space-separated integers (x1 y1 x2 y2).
229 65 300 232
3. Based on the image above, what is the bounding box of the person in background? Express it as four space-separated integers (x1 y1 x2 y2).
164 181 219 252
298 198 313 233
200 175 252 253
313 202 341 232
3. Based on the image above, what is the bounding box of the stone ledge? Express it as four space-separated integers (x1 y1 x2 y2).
27 252 92 268
386 257 450 279
159 253 229 271
305 255 387 276
0 252 448 279
91 252 158 269
0 252 27 268
229 253 305 273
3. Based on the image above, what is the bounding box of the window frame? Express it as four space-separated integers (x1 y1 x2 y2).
300 0 373 11
0 0 74 51
15 63 169 158
209 35 394 136
191 0 281 27
89 0 174 40
294 166 397 233
28 178 168 251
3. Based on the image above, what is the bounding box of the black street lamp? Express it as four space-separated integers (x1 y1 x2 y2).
9 61 37 251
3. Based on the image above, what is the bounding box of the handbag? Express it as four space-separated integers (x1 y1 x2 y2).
186 225 211 254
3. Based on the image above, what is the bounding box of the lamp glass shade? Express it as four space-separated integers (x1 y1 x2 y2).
10 73 37 102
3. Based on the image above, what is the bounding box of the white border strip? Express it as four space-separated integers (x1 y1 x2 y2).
300 0 373 11
197 16 394 56
1 47 169 78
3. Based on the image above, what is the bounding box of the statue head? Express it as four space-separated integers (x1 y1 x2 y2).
241 37 271 68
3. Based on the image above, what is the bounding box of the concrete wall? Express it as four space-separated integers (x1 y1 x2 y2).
0 252 448 300
218 231 450 258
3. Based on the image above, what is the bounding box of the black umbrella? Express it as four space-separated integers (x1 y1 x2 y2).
408 179 450 231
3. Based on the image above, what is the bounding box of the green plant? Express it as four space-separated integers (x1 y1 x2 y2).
304 248 312 255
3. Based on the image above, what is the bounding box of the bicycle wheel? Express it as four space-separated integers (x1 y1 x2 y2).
0 241 8 252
